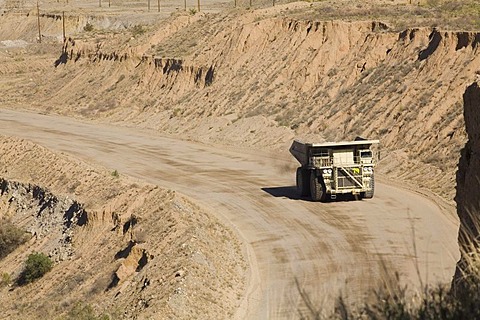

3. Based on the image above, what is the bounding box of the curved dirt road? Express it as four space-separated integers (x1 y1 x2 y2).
0 109 458 318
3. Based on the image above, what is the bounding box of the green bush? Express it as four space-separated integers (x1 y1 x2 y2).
0 219 28 260
111 169 119 178
17 252 53 285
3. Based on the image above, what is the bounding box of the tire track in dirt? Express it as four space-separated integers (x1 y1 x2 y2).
0 109 458 318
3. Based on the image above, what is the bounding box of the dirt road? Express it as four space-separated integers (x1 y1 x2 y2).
0 109 458 318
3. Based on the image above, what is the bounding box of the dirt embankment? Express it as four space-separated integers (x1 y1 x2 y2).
0 136 246 319
1 7 479 203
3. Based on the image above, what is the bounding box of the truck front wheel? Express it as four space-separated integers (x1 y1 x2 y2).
310 172 327 202
296 168 310 197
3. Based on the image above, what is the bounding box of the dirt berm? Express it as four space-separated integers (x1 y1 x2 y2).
0 136 246 319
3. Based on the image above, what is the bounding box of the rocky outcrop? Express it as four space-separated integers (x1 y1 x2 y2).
452 81 480 294
150 57 214 88
0 178 87 262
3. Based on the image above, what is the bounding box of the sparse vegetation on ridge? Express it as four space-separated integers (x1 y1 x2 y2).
287 0 480 31
61 303 111 320
131 25 146 37
84 22 94 32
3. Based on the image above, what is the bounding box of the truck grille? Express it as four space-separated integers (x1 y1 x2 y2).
336 167 362 189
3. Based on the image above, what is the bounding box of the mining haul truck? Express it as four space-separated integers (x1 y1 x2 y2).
290 139 379 201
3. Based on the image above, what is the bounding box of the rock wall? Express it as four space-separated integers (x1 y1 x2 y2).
0 178 87 262
453 81 480 293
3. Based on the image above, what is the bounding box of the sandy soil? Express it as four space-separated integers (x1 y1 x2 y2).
0 109 459 318
0 133 246 319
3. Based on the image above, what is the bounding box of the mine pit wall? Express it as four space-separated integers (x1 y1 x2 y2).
452 81 480 294
132 21 479 202
1 14 480 204
0 177 87 262
12 18 475 203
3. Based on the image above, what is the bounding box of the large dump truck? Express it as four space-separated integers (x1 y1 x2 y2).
289 139 379 201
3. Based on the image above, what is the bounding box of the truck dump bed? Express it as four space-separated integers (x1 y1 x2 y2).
289 139 380 166
290 139 379 201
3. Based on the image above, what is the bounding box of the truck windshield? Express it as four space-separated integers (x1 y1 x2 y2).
360 151 372 158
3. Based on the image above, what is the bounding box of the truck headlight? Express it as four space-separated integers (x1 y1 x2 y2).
363 167 373 174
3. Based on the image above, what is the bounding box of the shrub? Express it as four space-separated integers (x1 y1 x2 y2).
83 22 94 32
0 272 11 287
111 170 119 178
17 252 53 285
0 219 28 260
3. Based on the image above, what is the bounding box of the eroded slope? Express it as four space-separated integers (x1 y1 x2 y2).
0 136 246 319
1 6 479 203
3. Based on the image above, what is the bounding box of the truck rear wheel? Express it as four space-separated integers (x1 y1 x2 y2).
310 172 327 202
296 168 310 197
363 175 375 199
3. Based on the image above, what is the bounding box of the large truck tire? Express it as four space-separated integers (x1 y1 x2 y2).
296 167 310 197
310 172 327 202
363 174 375 199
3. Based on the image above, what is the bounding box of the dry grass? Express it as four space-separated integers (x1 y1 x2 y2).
296 258 480 319
285 0 480 31
0 219 29 260
296 203 480 320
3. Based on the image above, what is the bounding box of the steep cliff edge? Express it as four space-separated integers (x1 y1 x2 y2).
453 81 480 294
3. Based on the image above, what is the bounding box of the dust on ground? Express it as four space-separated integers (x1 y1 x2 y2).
0 136 246 319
